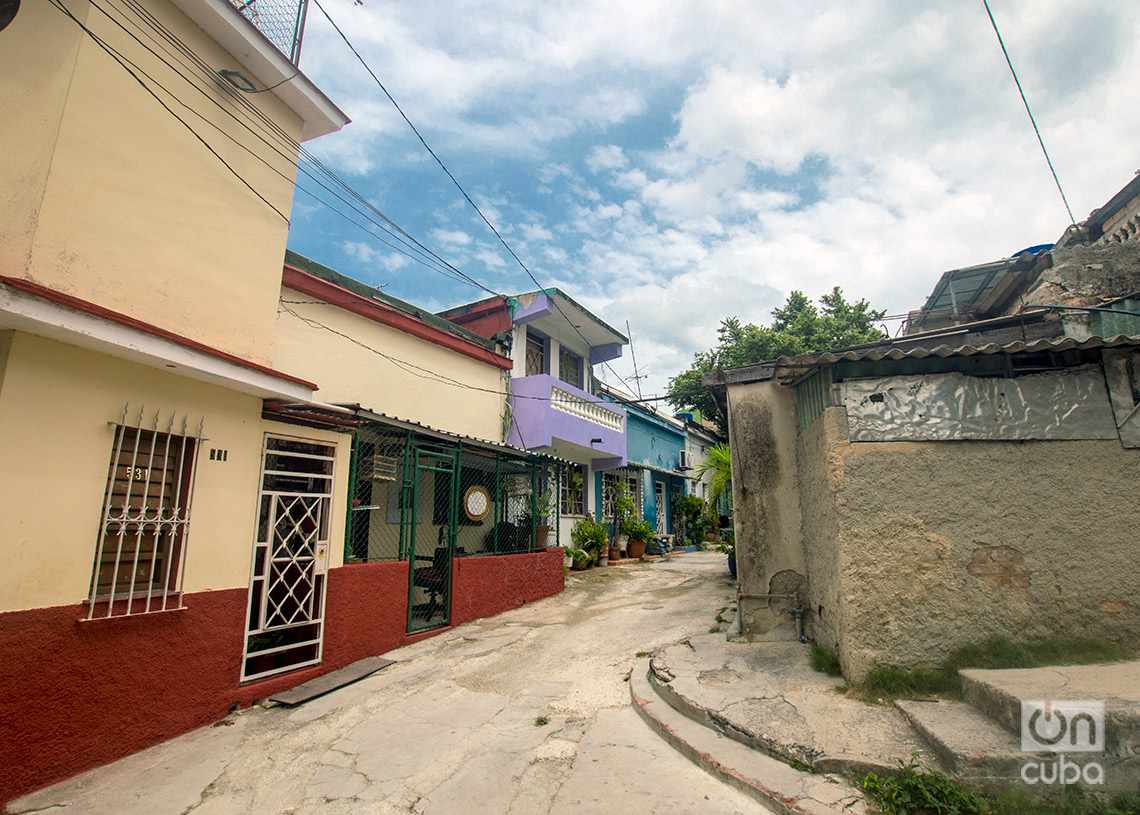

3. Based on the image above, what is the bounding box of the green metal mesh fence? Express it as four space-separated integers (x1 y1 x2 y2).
346 423 558 564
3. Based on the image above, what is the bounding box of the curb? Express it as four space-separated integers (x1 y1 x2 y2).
630 658 866 815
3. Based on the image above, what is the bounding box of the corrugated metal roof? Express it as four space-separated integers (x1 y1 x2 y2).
774 333 1140 368
706 333 1140 389
265 400 565 461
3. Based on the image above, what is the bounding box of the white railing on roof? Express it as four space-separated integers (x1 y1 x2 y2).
551 386 624 432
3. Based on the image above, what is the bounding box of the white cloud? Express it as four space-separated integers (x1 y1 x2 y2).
429 229 472 246
300 0 1140 401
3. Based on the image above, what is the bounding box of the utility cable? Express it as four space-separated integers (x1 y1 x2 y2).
91 0 500 294
48 0 290 221
311 0 641 395
982 0 1076 226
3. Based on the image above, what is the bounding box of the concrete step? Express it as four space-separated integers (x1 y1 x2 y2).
648 640 933 779
894 700 1034 788
629 658 867 815
959 662 1140 757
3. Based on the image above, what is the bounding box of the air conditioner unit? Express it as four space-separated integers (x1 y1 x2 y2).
678 449 690 469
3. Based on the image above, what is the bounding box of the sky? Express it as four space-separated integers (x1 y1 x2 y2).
284 0 1140 402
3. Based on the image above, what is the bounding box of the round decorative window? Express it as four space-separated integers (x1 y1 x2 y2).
0 0 19 32
463 485 491 522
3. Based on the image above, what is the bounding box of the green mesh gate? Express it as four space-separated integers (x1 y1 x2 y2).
345 421 558 633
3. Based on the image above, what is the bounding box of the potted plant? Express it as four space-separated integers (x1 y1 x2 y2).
570 516 608 568
713 530 736 576
534 486 557 548
611 481 635 546
565 546 591 571
623 517 654 560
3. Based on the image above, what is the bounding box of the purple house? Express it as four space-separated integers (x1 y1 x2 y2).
439 290 629 546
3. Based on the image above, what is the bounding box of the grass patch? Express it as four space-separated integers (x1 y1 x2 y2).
534 716 549 727
635 651 651 659
945 637 1130 672
854 636 1131 703
858 664 958 702
810 644 843 677
860 760 1140 815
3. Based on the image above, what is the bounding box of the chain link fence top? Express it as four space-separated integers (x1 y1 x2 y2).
226 0 307 63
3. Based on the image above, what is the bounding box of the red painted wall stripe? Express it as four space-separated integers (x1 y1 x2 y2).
282 267 513 371
0 551 563 805
0 276 317 391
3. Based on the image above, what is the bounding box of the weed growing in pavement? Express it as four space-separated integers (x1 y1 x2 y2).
860 758 1140 815
860 758 985 815
534 716 549 727
809 644 842 676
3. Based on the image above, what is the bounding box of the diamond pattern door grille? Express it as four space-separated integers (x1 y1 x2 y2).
242 435 336 683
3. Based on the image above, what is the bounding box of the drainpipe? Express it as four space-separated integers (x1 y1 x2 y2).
788 605 806 643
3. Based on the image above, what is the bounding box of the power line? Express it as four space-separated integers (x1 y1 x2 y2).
277 300 637 409
310 0 641 396
80 0 500 294
982 0 1076 226
49 0 291 221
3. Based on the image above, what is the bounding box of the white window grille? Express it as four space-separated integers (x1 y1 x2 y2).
87 406 203 619
560 464 585 515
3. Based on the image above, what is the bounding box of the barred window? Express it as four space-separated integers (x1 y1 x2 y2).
561 464 585 515
87 409 202 619
525 331 545 376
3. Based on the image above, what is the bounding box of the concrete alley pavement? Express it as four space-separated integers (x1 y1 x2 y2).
10 553 775 815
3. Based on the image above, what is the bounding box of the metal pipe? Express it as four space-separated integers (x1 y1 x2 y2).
788 605 806 644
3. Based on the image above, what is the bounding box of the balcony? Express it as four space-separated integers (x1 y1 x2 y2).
508 375 626 466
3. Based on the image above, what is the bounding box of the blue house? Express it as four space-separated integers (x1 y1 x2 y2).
597 385 688 537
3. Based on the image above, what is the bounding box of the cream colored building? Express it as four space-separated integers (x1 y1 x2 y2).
0 0 352 803
275 252 510 441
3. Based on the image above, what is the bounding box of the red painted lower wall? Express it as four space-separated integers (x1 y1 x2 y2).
0 550 563 805
451 548 565 625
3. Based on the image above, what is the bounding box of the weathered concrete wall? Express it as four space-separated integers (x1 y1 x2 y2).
726 381 806 637
801 406 1140 678
797 407 845 654
1021 243 1140 310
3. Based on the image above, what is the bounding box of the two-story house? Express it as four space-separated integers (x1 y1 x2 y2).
439 289 629 545
0 0 349 802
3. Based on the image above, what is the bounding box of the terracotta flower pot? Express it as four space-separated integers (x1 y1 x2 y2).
626 538 646 559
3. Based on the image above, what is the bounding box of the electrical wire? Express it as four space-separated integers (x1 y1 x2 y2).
982 0 1076 226
80 0 501 294
310 0 641 395
278 300 634 410
48 0 291 221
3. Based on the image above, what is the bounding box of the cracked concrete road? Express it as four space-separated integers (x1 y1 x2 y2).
10 552 775 815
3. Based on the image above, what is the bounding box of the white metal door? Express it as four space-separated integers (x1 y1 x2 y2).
242 435 336 683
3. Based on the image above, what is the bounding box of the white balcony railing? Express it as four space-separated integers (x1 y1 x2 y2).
550 386 624 433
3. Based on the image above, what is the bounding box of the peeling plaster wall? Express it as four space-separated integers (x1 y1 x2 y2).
727 381 806 636
1022 243 1140 311
799 404 1140 679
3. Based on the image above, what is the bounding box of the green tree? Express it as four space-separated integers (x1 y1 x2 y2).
667 287 886 424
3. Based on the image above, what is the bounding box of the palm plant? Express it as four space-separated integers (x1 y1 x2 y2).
693 443 732 511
